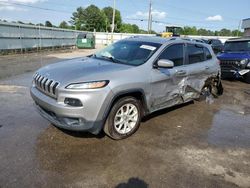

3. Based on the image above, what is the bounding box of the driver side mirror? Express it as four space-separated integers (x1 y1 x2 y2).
156 59 174 68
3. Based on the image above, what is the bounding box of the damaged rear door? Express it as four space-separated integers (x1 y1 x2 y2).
181 43 215 101
150 43 189 111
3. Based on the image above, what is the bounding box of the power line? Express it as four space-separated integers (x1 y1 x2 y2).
0 0 240 30
124 18 237 30
0 0 72 14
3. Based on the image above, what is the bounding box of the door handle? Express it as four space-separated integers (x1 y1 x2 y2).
176 70 187 75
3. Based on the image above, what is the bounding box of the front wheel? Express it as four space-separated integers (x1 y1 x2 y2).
104 97 142 140
244 72 250 84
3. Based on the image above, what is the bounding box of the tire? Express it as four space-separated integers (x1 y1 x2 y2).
197 85 211 101
244 72 250 84
104 97 142 140
198 79 223 101
211 80 223 97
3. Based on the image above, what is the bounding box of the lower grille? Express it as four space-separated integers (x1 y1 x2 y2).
33 73 60 98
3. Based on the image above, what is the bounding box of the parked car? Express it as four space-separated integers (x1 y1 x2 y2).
203 39 224 54
30 37 223 140
217 37 250 83
183 38 205 43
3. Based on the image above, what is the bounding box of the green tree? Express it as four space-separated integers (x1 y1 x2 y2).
45 21 53 27
103 6 122 32
36 23 44 26
71 5 107 32
70 6 85 30
139 29 148 34
59 21 69 29
219 28 232 36
132 24 140 33
214 31 219 36
181 26 198 35
231 30 243 37
120 23 140 33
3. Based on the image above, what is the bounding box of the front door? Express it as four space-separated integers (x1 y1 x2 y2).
150 43 189 112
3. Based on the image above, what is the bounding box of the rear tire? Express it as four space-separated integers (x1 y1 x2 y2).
104 97 142 140
198 85 212 101
198 79 223 101
211 80 223 97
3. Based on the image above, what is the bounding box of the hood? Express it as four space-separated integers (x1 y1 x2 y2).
217 51 250 60
37 57 133 86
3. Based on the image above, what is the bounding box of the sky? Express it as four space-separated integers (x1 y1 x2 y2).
0 0 249 32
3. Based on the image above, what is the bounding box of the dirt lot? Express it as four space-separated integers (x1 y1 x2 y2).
0 50 250 188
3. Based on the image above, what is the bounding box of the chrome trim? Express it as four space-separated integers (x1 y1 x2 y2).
33 73 60 99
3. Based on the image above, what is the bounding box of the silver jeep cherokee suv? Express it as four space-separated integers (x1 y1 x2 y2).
30 36 223 139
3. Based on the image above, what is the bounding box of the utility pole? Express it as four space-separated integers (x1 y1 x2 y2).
237 19 242 37
148 0 152 34
111 0 116 43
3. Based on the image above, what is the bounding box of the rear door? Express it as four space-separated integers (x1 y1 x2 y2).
182 43 213 101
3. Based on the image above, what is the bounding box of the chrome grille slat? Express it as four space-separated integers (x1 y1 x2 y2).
44 79 50 92
35 75 41 85
50 81 56 94
33 73 60 99
47 80 53 92
39 77 44 88
41 78 48 90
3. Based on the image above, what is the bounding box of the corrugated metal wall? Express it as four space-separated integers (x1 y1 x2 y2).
0 21 234 51
0 21 84 50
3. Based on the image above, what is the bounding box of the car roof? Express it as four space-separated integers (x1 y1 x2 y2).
226 37 250 42
124 36 170 44
123 36 206 45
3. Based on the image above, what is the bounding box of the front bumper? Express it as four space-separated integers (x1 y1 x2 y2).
220 59 250 79
221 69 250 79
30 86 113 134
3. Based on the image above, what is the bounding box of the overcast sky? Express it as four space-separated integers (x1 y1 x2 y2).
0 0 249 31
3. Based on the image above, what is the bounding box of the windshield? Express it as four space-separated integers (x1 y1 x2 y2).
224 41 250 52
94 40 161 66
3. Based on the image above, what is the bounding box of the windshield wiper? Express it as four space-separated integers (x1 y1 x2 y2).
100 55 124 64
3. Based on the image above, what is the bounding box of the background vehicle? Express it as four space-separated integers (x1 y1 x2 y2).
183 38 205 43
157 26 182 38
217 37 250 83
31 37 222 140
203 39 224 54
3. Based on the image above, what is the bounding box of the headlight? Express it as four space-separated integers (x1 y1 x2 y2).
240 59 249 65
66 80 109 89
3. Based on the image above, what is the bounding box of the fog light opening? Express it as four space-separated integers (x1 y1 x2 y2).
64 98 83 107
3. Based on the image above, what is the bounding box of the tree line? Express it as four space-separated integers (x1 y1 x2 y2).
179 26 243 37
0 4 243 36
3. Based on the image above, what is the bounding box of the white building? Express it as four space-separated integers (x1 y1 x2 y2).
242 18 250 37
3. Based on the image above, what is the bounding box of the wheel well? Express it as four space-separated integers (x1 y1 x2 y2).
107 91 148 118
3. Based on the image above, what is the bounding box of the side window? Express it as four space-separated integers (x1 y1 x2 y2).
187 44 205 64
159 44 184 66
204 47 212 60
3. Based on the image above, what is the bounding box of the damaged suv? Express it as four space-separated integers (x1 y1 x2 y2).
31 37 223 139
